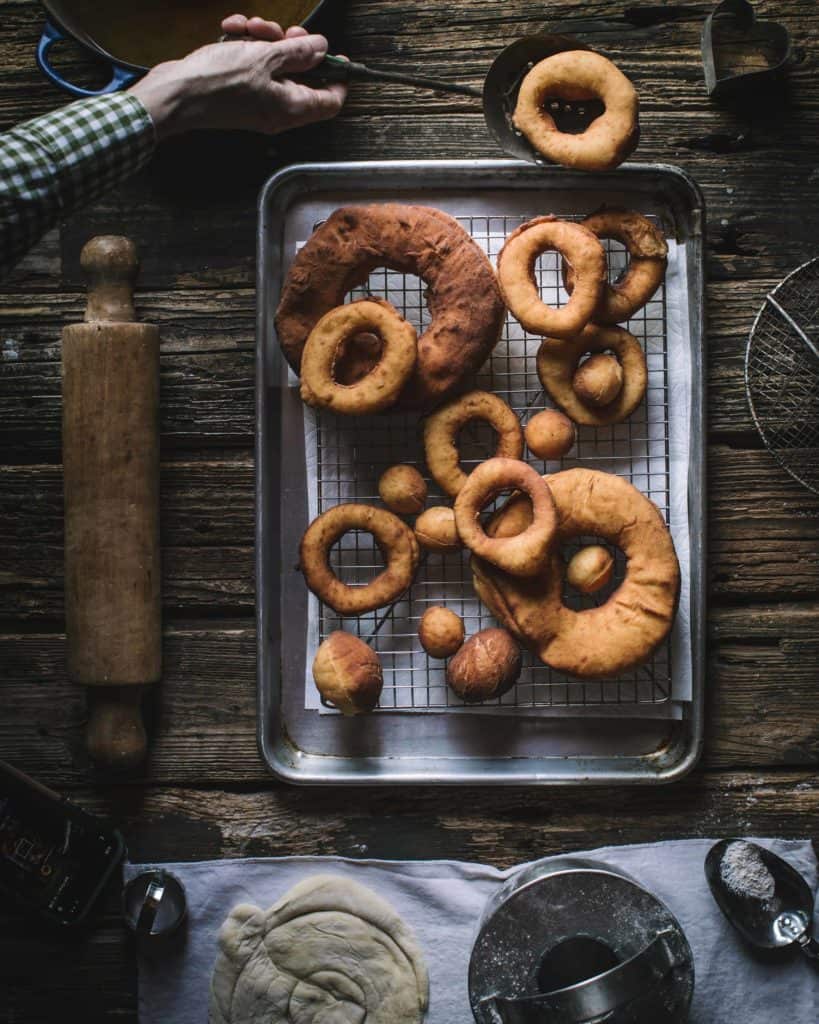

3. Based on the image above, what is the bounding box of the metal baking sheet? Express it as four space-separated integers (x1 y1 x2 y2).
256 159 706 785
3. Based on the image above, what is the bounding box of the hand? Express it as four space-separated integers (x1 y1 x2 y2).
128 15 346 141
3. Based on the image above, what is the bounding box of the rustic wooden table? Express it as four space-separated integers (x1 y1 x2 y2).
1 1 818 1019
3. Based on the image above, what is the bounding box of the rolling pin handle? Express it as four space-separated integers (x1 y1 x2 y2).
80 235 139 323
86 687 147 773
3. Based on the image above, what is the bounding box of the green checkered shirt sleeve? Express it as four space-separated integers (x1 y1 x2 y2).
0 93 155 280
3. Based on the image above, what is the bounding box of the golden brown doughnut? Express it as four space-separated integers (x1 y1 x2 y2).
573 353 624 407
567 545 614 594
275 204 506 409
312 632 383 715
300 299 417 415
378 465 427 516
300 504 420 616
564 209 667 324
497 217 606 339
446 628 521 703
423 390 524 498
471 469 679 678
454 458 557 578
525 409 576 460
537 324 647 426
414 506 461 553
513 51 639 171
419 607 465 658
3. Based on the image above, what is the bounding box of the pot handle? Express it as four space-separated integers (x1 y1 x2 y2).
480 930 686 1024
36 21 138 97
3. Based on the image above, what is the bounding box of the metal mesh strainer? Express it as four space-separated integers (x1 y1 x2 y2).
745 256 819 494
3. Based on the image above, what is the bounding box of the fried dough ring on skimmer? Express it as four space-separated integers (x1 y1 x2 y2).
512 50 639 171
454 458 557 577
537 324 647 426
423 390 524 498
563 209 668 324
497 217 606 339
300 299 417 415
300 504 420 615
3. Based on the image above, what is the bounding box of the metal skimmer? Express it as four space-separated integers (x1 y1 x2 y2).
745 257 819 495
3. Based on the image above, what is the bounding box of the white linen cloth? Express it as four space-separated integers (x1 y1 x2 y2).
126 838 817 1023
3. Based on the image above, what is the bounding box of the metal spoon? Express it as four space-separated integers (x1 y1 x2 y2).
705 839 819 961
482 34 605 164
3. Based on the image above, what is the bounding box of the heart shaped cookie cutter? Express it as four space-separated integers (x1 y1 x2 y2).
702 0 799 101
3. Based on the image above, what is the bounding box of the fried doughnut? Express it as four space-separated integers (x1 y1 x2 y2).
525 409 576 460
497 217 606 339
300 299 417 415
419 607 465 658
537 324 647 426
567 545 614 594
513 51 639 171
564 209 668 324
572 352 624 407
471 469 679 678
423 390 524 498
454 458 557 577
414 506 461 553
275 204 506 409
378 465 427 515
300 504 420 616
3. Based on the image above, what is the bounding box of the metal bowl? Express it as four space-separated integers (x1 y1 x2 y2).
37 0 332 96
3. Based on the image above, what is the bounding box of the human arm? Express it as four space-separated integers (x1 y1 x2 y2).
0 18 345 280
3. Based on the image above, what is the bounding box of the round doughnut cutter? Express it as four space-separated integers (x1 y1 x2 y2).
745 257 819 495
122 869 187 941
482 34 604 164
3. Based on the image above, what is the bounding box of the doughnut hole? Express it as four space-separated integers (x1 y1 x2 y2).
562 537 623 609
525 409 576 460
573 352 624 408
567 545 615 594
329 531 387 588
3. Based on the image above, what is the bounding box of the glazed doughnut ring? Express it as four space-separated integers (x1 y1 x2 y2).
300 504 420 616
300 299 417 415
564 209 668 324
275 204 506 409
513 50 639 171
537 324 647 426
497 217 606 339
471 468 679 678
454 458 557 577
423 390 524 498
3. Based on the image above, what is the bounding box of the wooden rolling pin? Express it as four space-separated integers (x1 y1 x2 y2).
62 236 161 771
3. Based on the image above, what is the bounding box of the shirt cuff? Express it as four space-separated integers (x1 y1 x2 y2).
18 92 156 214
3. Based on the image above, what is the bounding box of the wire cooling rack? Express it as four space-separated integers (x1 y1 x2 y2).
308 214 672 710
745 257 819 495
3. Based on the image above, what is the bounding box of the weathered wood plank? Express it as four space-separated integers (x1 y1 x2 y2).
2 443 818 623
0 276 808 456
38 773 819 864
1 621 817 786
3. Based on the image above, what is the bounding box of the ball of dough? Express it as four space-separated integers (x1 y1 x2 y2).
414 506 461 553
567 545 615 594
209 875 429 1024
419 607 465 658
525 409 576 460
312 631 383 715
379 465 428 516
446 628 521 703
573 353 624 407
